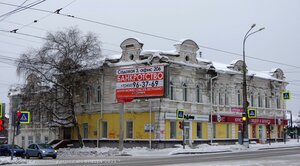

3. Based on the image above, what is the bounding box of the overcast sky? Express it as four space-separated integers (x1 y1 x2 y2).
0 0 299 117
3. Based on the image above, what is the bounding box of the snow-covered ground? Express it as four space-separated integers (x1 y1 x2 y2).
1 139 300 165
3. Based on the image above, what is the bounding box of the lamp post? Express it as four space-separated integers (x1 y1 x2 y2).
242 24 264 148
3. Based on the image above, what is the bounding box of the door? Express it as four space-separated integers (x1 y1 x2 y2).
184 122 190 145
63 127 71 139
258 125 264 143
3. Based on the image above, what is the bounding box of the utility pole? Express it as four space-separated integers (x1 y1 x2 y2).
242 24 264 148
119 103 124 151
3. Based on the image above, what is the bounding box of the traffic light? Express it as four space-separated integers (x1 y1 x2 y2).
16 111 22 120
242 113 247 122
0 119 3 131
15 111 22 135
179 121 183 129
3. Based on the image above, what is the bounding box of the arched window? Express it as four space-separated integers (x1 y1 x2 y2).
169 82 174 100
276 94 281 109
85 86 91 104
258 93 262 107
95 85 101 103
183 83 187 102
225 89 229 105
250 92 254 107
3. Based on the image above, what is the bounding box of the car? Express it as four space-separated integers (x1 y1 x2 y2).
24 143 57 159
0 144 25 157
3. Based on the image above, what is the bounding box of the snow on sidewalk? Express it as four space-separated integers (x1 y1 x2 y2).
1 139 299 165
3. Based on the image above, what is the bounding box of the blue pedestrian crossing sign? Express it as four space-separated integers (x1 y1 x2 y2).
19 111 30 124
176 109 185 120
282 91 291 100
247 108 257 118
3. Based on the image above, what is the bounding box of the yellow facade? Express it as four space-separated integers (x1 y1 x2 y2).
73 112 155 140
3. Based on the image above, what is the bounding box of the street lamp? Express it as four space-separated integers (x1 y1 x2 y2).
242 24 264 148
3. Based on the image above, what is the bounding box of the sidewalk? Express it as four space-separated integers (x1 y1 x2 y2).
1 139 299 165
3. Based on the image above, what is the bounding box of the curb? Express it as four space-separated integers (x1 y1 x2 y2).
171 150 232 155
258 145 300 150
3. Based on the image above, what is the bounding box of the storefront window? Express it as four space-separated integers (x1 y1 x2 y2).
170 121 176 139
197 122 202 139
102 121 108 138
126 121 133 138
83 123 88 138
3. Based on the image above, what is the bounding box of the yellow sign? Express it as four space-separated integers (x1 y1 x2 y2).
176 109 185 120
0 103 2 119
247 108 257 118
282 91 291 100
20 111 30 124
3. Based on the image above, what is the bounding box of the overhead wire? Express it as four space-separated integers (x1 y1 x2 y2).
0 0 46 22
1 1 300 70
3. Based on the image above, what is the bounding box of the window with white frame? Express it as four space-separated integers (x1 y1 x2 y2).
28 136 33 145
276 95 281 109
225 90 229 105
237 90 242 106
196 85 203 103
84 87 91 104
21 136 25 148
83 123 89 139
102 121 108 138
169 82 174 100
258 93 262 107
219 91 223 105
250 92 254 107
170 121 176 139
197 122 202 139
95 85 101 103
226 124 230 138
183 83 187 101
126 121 133 138
265 94 270 108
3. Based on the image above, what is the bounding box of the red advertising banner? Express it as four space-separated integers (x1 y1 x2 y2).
116 65 165 99
212 115 288 125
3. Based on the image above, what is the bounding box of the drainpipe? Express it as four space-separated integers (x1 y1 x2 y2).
97 73 104 148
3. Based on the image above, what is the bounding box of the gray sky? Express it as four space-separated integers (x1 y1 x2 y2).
0 0 299 117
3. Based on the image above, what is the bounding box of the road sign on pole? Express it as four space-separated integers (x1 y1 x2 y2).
247 108 257 118
19 111 30 124
176 109 185 120
282 91 291 100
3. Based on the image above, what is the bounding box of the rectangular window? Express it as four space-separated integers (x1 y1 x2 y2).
183 85 187 101
196 86 203 103
126 121 133 138
96 85 101 103
213 123 216 138
196 122 202 139
36 134 41 144
170 83 174 100
102 121 108 138
225 93 229 105
238 92 241 106
21 136 25 148
44 136 49 143
170 121 176 139
28 136 33 145
276 95 281 109
226 124 230 138
265 96 269 108
83 123 89 139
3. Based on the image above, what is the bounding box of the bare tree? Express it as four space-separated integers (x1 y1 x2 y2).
17 27 102 147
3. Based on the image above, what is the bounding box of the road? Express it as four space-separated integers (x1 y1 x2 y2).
23 147 300 166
